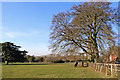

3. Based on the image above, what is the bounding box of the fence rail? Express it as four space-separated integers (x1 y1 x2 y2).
89 63 120 77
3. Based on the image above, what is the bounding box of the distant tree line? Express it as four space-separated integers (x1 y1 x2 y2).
0 41 85 64
19 54 85 63
25 55 44 62
0 42 46 64
1 42 119 65
41 44 120 63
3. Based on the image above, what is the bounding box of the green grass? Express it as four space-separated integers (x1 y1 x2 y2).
118 67 120 79
2 63 112 78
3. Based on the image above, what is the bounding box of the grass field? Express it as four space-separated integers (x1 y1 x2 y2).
2 63 112 78
118 66 120 79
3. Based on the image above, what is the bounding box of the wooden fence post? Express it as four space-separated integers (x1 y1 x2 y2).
106 65 107 75
115 64 117 76
99 65 100 71
100 64 103 72
95 63 96 71
98 64 100 71
89 63 120 77
111 64 113 77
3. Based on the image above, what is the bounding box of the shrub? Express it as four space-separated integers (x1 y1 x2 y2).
65 60 70 62
70 60 75 62
54 60 65 63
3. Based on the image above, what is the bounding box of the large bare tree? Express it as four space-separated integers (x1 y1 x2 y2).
49 2 118 63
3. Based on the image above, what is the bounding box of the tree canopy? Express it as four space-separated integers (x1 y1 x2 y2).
1 42 28 64
49 2 118 62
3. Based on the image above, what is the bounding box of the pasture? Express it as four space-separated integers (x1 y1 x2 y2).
2 63 112 78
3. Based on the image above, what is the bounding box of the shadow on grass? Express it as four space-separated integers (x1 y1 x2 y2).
3 63 49 65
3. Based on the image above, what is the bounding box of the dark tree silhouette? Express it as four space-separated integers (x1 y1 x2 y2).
0 42 28 65
74 61 78 67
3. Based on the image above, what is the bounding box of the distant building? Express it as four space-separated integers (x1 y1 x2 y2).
109 51 117 61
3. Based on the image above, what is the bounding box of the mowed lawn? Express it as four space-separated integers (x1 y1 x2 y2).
118 66 120 79
2 63 111 78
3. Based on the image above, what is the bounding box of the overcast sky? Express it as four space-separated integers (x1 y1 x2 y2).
2 2 118 56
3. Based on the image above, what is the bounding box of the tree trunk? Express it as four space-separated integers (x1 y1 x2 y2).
5 61 9 65
94 53 99 63
94 58 97 63
82 61 84 67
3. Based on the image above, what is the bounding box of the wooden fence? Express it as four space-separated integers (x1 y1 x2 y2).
89 63 120 77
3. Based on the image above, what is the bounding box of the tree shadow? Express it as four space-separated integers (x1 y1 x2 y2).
4 63 49 65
